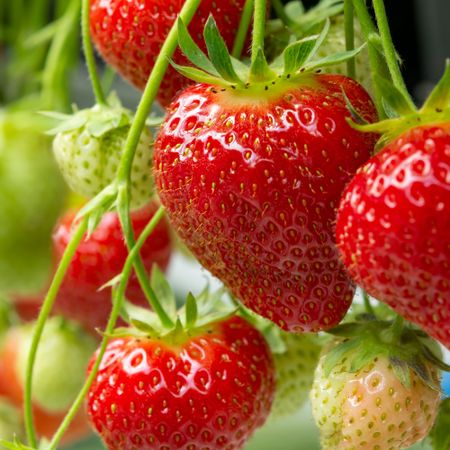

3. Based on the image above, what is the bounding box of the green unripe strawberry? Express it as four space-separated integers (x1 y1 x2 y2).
0 110 67 295
16 317 97 413
50 101 154 209
271 333 321 419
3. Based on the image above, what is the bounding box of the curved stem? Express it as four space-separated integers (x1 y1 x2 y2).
81 0 106 105
231 0 254 59
24 217 88 448
372 0 415 108
47 207 165 450
116 0 202 183
344 0 356 79
251 0 267 65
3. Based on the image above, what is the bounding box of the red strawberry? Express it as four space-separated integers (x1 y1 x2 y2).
89 0 248 107
336 122 450 349
86 315 275 450
154 73 377 333
53 201 172 330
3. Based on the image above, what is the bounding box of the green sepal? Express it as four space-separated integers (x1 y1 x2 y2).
98 273 122 292
282 35 319 76
150 265 177 324
184 292 198 329
203 16 243 85
341 87 370 125
374 74 416 117
0 437 49 450
177 19 219 76
429 399 450 450
169 62 233 88
303 44 365 71
304 18 330 64
389 357 412 389
249 48 278 83
422 59 450 113
322 337 363 377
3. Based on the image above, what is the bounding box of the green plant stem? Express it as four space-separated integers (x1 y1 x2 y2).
41 0 81 110
362 290 375 317
351 0 388 118
372 0 415 108
231 0 254 59
24 217 89 448
251 0 267 65
47 207 165 450
81 0 106 105
272 0 295 28
344 0 356 79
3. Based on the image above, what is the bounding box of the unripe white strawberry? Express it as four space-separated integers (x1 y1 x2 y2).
50 101 154 210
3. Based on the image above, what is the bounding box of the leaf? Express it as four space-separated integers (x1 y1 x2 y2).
177 19 219 76
184 292 198 329
430 399 450 450
283 35 319 75
203 16 243 84
373 74 416 116
150 265 177 322
422 59 450 112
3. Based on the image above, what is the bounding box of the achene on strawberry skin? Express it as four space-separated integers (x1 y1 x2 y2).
154 75 378 333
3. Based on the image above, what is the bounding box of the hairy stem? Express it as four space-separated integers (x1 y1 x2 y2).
344 0 356 79
81 0 106 105
251 0 267 64
47 207 165 450
231 0 254 59
24 217 88 448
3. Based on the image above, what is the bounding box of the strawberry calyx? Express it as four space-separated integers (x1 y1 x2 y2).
324 314 450 392
349 59 450 149
429 398 450 450
108 266 237 346
173 16 364 98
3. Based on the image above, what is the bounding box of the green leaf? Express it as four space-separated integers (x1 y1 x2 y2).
177 19 219 76
422 59 450 112
374 74 416 116
203 15 243 84
170 61 233 87
150 265 177 322
283 35 319 75
305 44 366 70
430 399 450 450
184 292 198 329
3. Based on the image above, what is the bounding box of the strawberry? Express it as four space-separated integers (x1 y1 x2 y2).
0 319 94 445
86 300 275 449
271 332 321 419
89 0 248 107
153 19 378 333
310 317 445 450
49 100 154 210
0 110 66 295
336 66 450 349
52 201 172 330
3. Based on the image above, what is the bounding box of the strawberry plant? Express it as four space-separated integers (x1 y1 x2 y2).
0 0 449 450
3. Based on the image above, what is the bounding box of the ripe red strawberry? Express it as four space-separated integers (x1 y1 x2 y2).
311 349 441 450
52 201 172 330
89 0 248 107
154 74 377 333
86 315 275 450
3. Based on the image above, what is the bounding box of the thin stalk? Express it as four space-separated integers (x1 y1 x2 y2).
362 290 375 317
24 217 89 448
391 314 405 342
352 0 388 118
81 0 106 105
47 207 165 450
272 0 295 28
251 0 267 66
344 0 356 79
231 0 254 59
372 0 415 108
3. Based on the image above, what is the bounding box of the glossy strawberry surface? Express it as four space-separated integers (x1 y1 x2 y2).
337 123 450 349
86 316 275 450
53 202 172 330
89 0 247 107
154 75 378 333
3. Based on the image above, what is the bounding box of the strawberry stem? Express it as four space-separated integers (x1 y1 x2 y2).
249 0 268 77
231 0 254 59
344 0 356 79
23 217 89 448
371 0 415 110
81 0 106 105
47 207 165 450
362 291 376 317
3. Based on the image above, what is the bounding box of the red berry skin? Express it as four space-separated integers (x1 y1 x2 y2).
89 0 247 107
154 75 378 333
337 123 450 349
53 202 172 330
86 316 275 450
